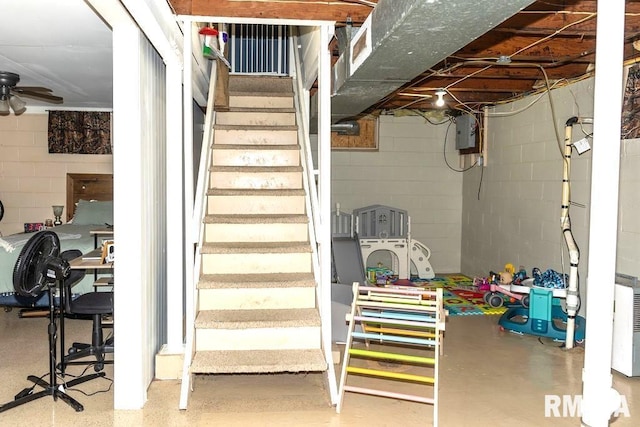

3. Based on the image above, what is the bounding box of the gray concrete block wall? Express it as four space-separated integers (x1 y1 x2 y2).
323 76 640 295
330 114 463 274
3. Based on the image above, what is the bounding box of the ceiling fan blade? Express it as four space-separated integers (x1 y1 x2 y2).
15 89 63 104
13 86 53 92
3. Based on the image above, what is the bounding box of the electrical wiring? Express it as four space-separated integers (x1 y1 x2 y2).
444 65 493 91
536 64 566 159
446 91 483 115
411 109 452 126
58 364 114 396
448 61 566 158
477 163 484 200
510 13 597 58
441 12 597 95
369 4 637 115
520 7 639 17
487 79 566 117
387 96 431 113
442 119 478 173
437 60 569 170
384 11 599 114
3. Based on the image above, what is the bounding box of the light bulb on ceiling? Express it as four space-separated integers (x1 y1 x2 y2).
0 82 26 115
0 96 9 114
0 85 10 114
9 94 26 115
435 89 446 108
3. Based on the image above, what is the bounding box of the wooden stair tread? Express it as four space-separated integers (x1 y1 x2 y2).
198 272 315 289
207 188 305 196
229 90 294 97
212 143 299 150
204 214 308 224
222 107 295 113
210 165 303 172
195 308 320 329
229 75 293 94
190 349 326 374
201 241 312 254
214 124 297 131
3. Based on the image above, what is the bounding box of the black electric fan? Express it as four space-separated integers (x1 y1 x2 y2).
0 231 102 413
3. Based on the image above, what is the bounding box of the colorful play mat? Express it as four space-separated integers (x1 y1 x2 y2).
411 274 518 316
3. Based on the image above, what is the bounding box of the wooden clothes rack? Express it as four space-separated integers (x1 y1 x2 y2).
337 283 446 426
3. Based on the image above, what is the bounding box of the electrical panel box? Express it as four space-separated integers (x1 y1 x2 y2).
455 114 476 150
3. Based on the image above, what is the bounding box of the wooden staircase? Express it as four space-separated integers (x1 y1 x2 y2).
189 75 327 375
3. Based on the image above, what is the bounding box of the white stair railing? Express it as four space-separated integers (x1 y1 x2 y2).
179 59 218 410
291 32 338 405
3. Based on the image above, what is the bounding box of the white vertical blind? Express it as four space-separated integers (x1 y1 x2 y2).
109 14 167 412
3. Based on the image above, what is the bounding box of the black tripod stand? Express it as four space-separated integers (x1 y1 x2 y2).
0 285 104 413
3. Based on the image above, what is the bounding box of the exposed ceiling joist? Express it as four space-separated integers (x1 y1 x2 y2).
172 0 375 24
169 0 640 117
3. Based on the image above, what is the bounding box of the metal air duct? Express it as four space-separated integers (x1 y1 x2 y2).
328 0 536 123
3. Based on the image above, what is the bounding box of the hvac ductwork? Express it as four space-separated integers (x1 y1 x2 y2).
329 0 536 123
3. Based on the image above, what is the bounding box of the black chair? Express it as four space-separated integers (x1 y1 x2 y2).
60 249 114 372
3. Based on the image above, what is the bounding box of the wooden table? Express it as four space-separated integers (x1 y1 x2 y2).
68 248 113 270
90 227 114 248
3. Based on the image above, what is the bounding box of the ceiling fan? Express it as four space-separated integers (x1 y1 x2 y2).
0 71 63 115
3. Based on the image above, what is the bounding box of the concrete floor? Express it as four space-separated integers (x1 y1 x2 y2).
0 310 638 426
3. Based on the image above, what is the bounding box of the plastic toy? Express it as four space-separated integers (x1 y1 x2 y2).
473 277 491 292
512 269 527 285
366 264 397 286
483 282 530 308
481 266 531 308
498 280 586 343
355 205 435 281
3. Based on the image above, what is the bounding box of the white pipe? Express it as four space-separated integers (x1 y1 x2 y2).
561 117 580 350
581 0 625 425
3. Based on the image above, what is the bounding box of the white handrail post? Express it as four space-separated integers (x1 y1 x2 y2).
318 22 338 405
581 0 625 425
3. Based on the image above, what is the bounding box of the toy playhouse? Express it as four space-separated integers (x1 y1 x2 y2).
353 204 435 282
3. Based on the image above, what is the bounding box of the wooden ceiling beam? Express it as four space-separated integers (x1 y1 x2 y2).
183 0 374 24
374 91 520 110
403 78 533 92
448 52 596 65
171 0 640 111
420 61 591 80
460 33 595 58
493 28 596 37
420 73 541 81
168 0 192 14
